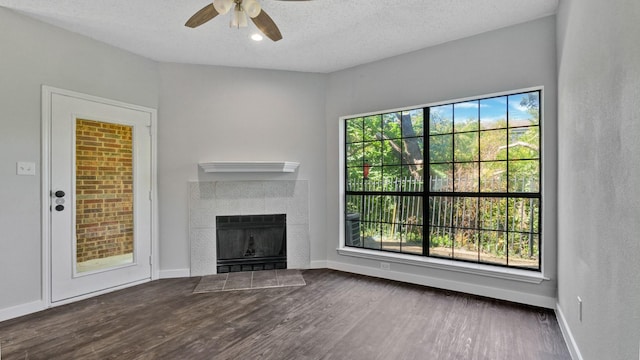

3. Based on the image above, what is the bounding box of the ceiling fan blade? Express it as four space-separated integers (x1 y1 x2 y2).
185 4 220 28
251 10 283 42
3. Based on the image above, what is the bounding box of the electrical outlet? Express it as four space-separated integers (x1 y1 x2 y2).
577 296 582 322
380 262 390 270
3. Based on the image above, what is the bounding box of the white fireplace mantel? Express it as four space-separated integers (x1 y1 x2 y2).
199 161 300 173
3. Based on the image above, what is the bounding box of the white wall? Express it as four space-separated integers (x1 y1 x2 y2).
325 16 559 305
556 0 640 358
157 63 327 273
0 7 159 313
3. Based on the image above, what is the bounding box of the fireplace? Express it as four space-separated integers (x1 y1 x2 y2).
189 180 310 276
216 214 287 273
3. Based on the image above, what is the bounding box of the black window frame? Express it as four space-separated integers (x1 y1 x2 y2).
343 89 542 271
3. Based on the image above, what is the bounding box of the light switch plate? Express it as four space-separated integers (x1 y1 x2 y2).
17 161 36 176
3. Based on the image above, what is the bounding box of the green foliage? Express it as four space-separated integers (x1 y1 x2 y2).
346 110 424 186
430 234 452 248
405 231 422 244
519 92 540 121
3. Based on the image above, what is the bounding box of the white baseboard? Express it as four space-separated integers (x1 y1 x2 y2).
309 260 327 269
326 260 556 309
159 268 190 279
556 303 583 360
0 300 46 323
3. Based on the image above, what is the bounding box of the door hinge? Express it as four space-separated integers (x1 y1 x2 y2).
149 190 152 201
149 255 152 266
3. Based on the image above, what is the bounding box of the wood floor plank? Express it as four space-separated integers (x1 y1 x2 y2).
0 269 570 360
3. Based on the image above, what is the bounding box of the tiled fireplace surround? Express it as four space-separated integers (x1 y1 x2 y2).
189 180 310 276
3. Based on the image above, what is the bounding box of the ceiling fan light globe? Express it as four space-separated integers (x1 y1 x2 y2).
239 10 248 27
213 0 233 15
230 8 248 28
243 0 262 18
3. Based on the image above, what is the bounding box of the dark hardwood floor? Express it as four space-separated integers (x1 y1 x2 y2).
0 269 570 360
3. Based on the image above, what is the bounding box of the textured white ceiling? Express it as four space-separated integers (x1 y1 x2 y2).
0 0 558 73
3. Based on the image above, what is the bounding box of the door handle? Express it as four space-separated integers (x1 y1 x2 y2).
53 190 65 211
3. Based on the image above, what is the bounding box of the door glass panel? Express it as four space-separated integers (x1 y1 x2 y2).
75 119 134 273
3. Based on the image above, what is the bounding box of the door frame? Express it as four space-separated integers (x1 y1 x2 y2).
41 85 159 307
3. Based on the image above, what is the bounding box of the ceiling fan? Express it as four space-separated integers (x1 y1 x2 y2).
185 0 310 42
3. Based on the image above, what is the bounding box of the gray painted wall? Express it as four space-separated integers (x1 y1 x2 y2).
157 63 327 272
325 16 558 303
556 0 640 358
0 7 159 310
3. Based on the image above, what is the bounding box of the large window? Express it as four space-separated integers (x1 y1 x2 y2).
344 89 541 270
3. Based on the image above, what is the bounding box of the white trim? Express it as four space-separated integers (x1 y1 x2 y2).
41 85 159 307
327 260 556 309
309 260 328 269
159 268 191 279
337 247 547 284
199 161 300 173
149 108 159 281
49 279 150 307
41 86 52 308
0 300 46 323
556 303 583 360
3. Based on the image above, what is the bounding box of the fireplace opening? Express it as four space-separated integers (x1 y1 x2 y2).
216 214 286 273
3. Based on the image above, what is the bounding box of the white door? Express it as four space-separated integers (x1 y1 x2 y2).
49 91 152 304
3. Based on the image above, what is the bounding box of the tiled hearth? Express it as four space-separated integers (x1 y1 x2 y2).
189 180 310 276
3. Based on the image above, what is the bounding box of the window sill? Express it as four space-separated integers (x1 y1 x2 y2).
336 247 548 284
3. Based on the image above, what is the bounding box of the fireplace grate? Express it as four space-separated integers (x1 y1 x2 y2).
216 214 286 273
